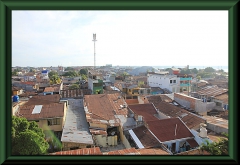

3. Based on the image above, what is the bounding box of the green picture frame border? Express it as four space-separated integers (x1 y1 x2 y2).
0 0 238 164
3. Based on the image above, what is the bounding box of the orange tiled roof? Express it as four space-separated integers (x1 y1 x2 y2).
50 147 102 155
128 103 159 122
18 102 65 120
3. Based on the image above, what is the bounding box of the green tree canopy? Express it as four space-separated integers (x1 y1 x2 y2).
69 84 80 90
191 68 198 74
62 71 79 77
48 71 59 79
204 67 215 73
180 69 191 74
64 67 74 71
12 116 49 155
81 74 88 81
200 133 228 155
79 69 88 75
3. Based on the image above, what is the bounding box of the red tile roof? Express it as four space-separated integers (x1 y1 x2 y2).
44 86 60 92
125 99 139 105
214 93 228 104
186 139 199 148
20 81 36 85
50 147 102 155
128 103 159 122
18 103 65 120
155 101 205 129
24 94 61 106
146 118 194 142
103 148 170 155
131 125 160 148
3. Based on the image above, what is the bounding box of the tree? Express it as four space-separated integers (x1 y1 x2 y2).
62 71 79 77
204 67 215 73
12 116 49 155
196 75 201 81
64 67 74 71
79 69 88 75
191 68 198 74
69 84 80 90
200 133 228 155
180 69 191 74
81 74 88 81
49 74 61 85
138 81 145 87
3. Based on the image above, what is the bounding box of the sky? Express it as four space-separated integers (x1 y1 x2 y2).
12 10 228 68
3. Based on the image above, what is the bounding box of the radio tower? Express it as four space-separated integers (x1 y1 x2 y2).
92 33 97 69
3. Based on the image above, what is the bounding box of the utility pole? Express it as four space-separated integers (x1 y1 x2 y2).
92 33 97 70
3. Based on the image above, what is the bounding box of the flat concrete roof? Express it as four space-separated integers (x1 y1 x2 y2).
61 99 93 144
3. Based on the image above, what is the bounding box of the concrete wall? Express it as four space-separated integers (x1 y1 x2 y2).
174 93 197 109
62 142 90 151
158 111 169 120
195 100 216 114
148 74 179 92
119 126 131 149
89 123 108 131
206 123 228 134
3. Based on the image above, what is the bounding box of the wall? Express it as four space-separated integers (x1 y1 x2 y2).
195 100 216 114
95 135 107 147
88 78 94 93
36 118 63 132
157 111 169 120
174 93 197 109
89 123 108 130
119 126 131 149
62 142 90 151
206 123 228 134
148 74 179 93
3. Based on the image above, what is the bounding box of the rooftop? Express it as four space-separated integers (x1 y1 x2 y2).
146 118 194 142
50 147 102 155
128 103 159 122
61 99 93 145
197 85 228 97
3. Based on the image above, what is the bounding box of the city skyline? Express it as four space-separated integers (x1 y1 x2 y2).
12 10 228 67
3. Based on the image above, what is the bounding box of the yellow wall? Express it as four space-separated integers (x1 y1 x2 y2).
119 126 131 149
36 118 63 132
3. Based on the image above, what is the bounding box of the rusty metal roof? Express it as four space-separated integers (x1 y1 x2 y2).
50 147 102 155
197 85 228 97
147 118 194 142
24 94 61 106
103 148 170 155
84 93 128 126
128 103 159 122
125 99 139 105
18 102 65 120
131 125 160 148
155 101 205 129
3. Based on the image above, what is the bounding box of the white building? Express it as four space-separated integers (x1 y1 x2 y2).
147 73 180 93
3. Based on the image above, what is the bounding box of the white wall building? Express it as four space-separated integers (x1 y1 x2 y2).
147 73 180 93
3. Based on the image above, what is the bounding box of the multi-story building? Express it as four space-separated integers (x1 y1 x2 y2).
88 70 103 94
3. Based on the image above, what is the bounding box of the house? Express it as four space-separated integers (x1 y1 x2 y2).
15 94 67 136
177 74 193 93
88 70 103 94
16 102 67 133
43 83 63 95
147 73 180 93
128 103 160 125
13 81 39 92
84 93 129 148
23 72 36 81
152 101 206 130
146 118 198 154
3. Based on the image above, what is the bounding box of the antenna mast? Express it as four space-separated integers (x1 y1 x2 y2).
92 33 97 70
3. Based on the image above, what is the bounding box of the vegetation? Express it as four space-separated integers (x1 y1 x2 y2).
138 81 145 87
48 71 61 84
64 67 74 71
81 74 88 81
62 71 79 77
204 67 215 73
200 133 228 155
12 68 20 76
69 84 80 90
79 69 88 75
12 116 49 155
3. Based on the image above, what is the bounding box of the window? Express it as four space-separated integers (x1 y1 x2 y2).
173 80 176 83
47 118 60 126
170 80 172 83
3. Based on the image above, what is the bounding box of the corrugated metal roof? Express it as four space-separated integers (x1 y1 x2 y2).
50 147 102 155
128 129 144 149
